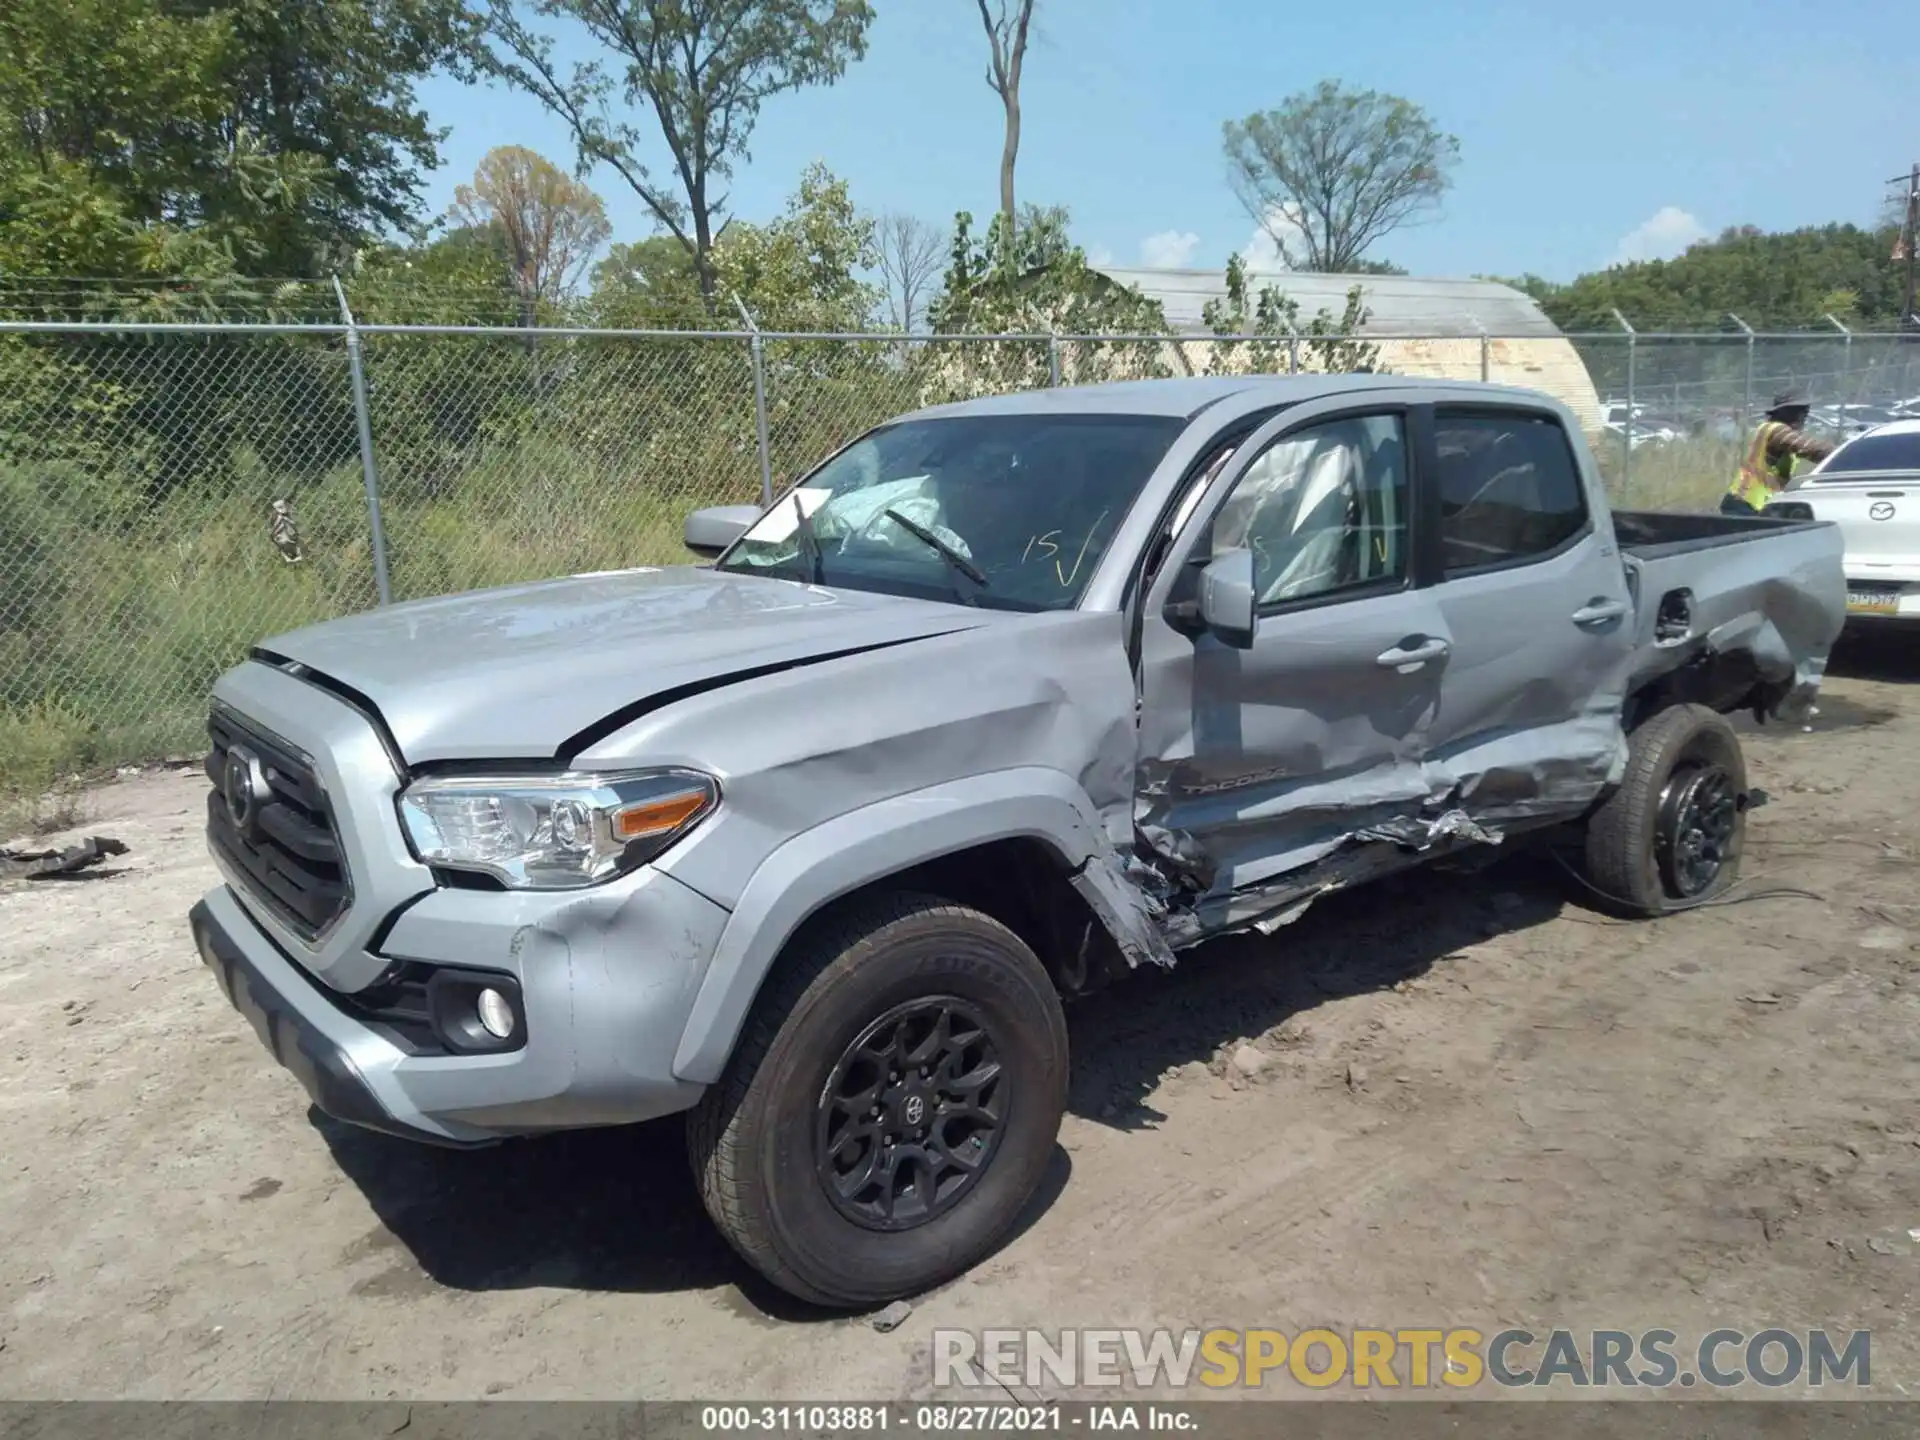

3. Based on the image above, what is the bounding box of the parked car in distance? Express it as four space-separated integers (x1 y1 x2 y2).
189 375 1846 1308
1769 417 1920 626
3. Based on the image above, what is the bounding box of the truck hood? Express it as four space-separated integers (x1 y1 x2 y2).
258 566 990 764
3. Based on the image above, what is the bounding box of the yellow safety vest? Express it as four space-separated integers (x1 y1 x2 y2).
1728 421 1795 509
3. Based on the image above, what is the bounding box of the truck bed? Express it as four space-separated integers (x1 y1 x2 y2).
1613 509 1846 717
1611 507 1824 559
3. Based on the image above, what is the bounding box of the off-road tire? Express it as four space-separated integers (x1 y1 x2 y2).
1582 702 1747 916
686 892 1068 1309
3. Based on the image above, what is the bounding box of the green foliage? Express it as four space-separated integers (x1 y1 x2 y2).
0 0 469 282
349 222 525 321
711 163 879 331
1523 224 1908 331
479 0 875 299
1223 81 1458 273
1200 254 1380 374
589 236 709 326
192 0 480 272
922 206 1174 391
928 207 1165 335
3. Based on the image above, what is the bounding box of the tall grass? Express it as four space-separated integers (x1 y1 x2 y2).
1589 433 1738 513
0 446 713 803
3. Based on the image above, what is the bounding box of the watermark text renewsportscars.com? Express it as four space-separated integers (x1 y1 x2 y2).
932 1328 1872 1391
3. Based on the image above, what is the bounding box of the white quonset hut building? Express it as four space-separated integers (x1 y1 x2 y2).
1089 267 1603 433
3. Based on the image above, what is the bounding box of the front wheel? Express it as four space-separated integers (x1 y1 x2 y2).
686 892 1068 1308
1581 703 1748 916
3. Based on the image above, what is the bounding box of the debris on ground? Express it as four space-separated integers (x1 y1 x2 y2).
1856 926 1909 951
0 837 129 880
1230 1044 1267 1079
870 1300 914 1333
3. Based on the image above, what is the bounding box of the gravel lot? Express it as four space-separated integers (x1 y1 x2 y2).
4 636 1918 1401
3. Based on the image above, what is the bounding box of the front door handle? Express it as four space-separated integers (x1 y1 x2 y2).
1572 598 1629 627
1376 637 1450 669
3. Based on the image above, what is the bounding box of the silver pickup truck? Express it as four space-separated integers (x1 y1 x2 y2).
188 375 1845 1308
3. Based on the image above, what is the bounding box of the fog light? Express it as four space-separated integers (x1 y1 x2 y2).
476 987 516 1040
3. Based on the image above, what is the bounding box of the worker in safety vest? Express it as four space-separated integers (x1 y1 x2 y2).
1720 390 1837 515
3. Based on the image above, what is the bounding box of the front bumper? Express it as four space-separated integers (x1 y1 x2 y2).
192 863 731 1146
192 894 483 1147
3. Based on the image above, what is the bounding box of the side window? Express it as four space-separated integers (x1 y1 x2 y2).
1434 412 1588 573
1208 413 1408 607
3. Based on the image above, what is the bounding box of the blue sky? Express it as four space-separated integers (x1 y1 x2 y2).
412 0 1905 284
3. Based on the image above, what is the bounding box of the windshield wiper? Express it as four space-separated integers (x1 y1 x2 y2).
883 506 988 601
792 493 825 584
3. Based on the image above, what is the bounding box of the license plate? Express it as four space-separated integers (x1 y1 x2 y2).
1846 588 1900 615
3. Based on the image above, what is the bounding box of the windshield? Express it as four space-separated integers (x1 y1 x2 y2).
715 412 1185 609
1817 430 1920 476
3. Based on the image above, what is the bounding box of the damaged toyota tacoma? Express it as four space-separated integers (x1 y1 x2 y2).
190 376 1845 1307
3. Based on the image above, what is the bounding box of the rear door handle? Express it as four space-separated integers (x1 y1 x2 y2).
1571 599 1629 627
1376 637 1450 669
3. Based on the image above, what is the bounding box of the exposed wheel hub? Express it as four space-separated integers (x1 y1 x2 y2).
815 997 1006 1232
1656 761 1738 898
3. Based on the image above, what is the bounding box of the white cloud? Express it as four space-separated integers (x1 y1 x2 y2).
1138 229 1201 269
1238 204 1306 272
1610 206 1708 266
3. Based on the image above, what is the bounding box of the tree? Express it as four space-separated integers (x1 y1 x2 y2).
589 164 876 330
1527 223 1907 331
928 205 1163 335
0 0 265 284
973 0 1035 235
710 162 878 330
451 146 610 322
1201 253 1378 375
478 0 875 303
874 213 946 331
347 221 523 322
186 0 478 272
1223 81 1458 273
589 235 706 326
0 0 470 283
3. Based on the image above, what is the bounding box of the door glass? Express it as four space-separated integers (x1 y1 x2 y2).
1434 412 1588 572
1209 413 1409 606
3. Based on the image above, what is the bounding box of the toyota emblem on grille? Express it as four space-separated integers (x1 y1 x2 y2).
1869 501 1895 521
223 745 266 833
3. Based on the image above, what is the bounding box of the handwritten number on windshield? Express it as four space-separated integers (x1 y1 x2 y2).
1020 509 1110 589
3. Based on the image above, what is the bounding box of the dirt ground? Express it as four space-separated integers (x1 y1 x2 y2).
3 635 1919 1403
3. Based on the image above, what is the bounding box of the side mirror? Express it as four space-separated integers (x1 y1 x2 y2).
683 504 763 560
1197 547 1258 648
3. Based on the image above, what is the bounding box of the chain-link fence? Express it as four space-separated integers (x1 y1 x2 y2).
2 317 1916 792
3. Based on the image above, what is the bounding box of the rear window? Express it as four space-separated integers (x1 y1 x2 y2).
1433 412 1589 572
1818 431 1920 476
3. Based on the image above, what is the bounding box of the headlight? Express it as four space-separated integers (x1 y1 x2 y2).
397 769 719 889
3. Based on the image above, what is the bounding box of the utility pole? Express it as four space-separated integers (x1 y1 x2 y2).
1892 163 1920 329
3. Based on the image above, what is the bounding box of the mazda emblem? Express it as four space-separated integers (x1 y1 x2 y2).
223 745 266 833
1869 501 1895 521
